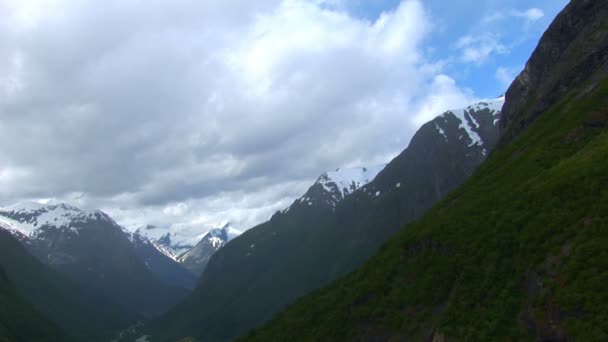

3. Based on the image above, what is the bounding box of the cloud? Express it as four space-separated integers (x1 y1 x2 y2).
0 0 476 231
495 66 518 90
483 7 545 24
514 8 544 22
455 34 508 64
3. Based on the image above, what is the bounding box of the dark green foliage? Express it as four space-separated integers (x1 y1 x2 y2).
0 266 68 342
239 76 608 341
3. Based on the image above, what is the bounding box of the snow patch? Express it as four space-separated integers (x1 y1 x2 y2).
434 123 447 141
443 96 505 147
317 165 385 199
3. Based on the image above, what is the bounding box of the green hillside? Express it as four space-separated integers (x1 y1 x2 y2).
239 1 608 340
240 63 608 342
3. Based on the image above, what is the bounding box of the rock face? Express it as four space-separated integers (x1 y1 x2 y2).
152 98 505 342
178 224 242 275
500 0 608 141
0 203 188 317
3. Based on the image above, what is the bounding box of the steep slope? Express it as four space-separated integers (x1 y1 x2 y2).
124 229 197 290
240 1 608 340
0 265 68 342
178 223 242 276
0 203 188 317
0 226 134 341
152 97 504 341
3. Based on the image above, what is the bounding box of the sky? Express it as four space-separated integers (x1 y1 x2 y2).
0 0 568 233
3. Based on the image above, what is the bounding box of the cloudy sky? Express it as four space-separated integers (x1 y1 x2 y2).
0 0 567 233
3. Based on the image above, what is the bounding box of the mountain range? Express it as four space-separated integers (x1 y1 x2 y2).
151 96 505 341
0 203 189 317
1 1 606 341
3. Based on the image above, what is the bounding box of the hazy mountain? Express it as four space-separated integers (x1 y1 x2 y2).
178 223 242 276
123 229 197 290
0 202 188 317
0 225 134 340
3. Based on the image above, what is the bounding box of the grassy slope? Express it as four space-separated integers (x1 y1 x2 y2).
239 76 608 340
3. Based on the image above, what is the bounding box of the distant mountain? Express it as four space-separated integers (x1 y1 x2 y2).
178 223 242 275
131 224 207 260
123 229 197 290
0 225 134 340
152 97 504 341
239 1 608 340
0 202 188 317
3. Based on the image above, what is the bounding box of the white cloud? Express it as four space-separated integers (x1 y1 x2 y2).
515 8 544 22
410 74 474 126
495 66 518 90
0 0 476 232
455 34 508 64
483 7 545 24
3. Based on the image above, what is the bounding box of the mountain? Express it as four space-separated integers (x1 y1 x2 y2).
123 229 197 290
0 265 68 341
151 96 505 341
288 165 386 211
178 223 243 275
0 225 134 340
238 1 608 340
131 224 208 259
0 202 189 317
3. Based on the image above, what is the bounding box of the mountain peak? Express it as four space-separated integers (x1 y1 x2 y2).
283 164 387 213
0 202 116 237
177 224 242 275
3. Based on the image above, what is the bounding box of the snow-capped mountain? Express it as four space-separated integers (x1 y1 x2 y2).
122 229 196 290
0 202 115 243
435 96 504 153
129 224 208 260
0 202 189 315
178 223 242 275
282 164 386 214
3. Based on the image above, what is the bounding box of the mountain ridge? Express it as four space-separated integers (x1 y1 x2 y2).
237 1 608 340
151 96 505 341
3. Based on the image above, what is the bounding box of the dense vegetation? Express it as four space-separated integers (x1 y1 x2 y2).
239 71 608 341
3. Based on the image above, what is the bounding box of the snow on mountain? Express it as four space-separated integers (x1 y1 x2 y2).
318 165 386 199
0 202 115 239
130 225 209 259
128 222 242 261
282 165 386 213
178 223 243 275
440 96 505 148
